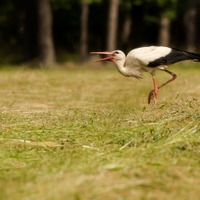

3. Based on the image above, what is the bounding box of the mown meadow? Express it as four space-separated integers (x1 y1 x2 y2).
0 62 200 200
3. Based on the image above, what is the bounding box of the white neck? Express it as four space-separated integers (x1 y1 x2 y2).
115 59 128 76
114 59 142 79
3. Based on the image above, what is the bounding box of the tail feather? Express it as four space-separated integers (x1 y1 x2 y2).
172 48 200 62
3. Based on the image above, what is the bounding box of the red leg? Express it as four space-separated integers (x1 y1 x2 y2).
152 76 158 106
148 69 177 105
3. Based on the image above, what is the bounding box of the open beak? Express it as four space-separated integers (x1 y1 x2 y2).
90 51 114 62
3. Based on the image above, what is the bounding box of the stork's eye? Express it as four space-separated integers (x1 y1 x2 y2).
114 51 119 54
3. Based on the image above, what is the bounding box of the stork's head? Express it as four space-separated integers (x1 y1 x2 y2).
90 50 125 63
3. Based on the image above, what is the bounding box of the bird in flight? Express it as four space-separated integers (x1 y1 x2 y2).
90 46 200 106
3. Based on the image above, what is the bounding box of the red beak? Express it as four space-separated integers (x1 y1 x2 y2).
90 51 114 62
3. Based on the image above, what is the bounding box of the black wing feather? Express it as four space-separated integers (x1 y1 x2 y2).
148 48 200 67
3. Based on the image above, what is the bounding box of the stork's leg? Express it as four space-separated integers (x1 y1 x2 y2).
148 72 158 106
148 69 177 105
152 76 158 106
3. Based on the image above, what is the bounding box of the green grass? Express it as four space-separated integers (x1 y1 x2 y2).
0 63 200 200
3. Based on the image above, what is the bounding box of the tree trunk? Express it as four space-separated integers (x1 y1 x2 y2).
37 0 55 66
121 12 132 50
184 0 197 52
107 0 119 51
80 0 89 62
158 11 170 47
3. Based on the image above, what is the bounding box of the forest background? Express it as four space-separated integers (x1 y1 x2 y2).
0 0 199 66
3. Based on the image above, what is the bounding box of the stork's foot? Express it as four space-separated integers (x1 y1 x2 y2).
147 90 154 104
148 89 158 106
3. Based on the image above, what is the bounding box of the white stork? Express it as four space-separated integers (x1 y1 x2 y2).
90 46 200 106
